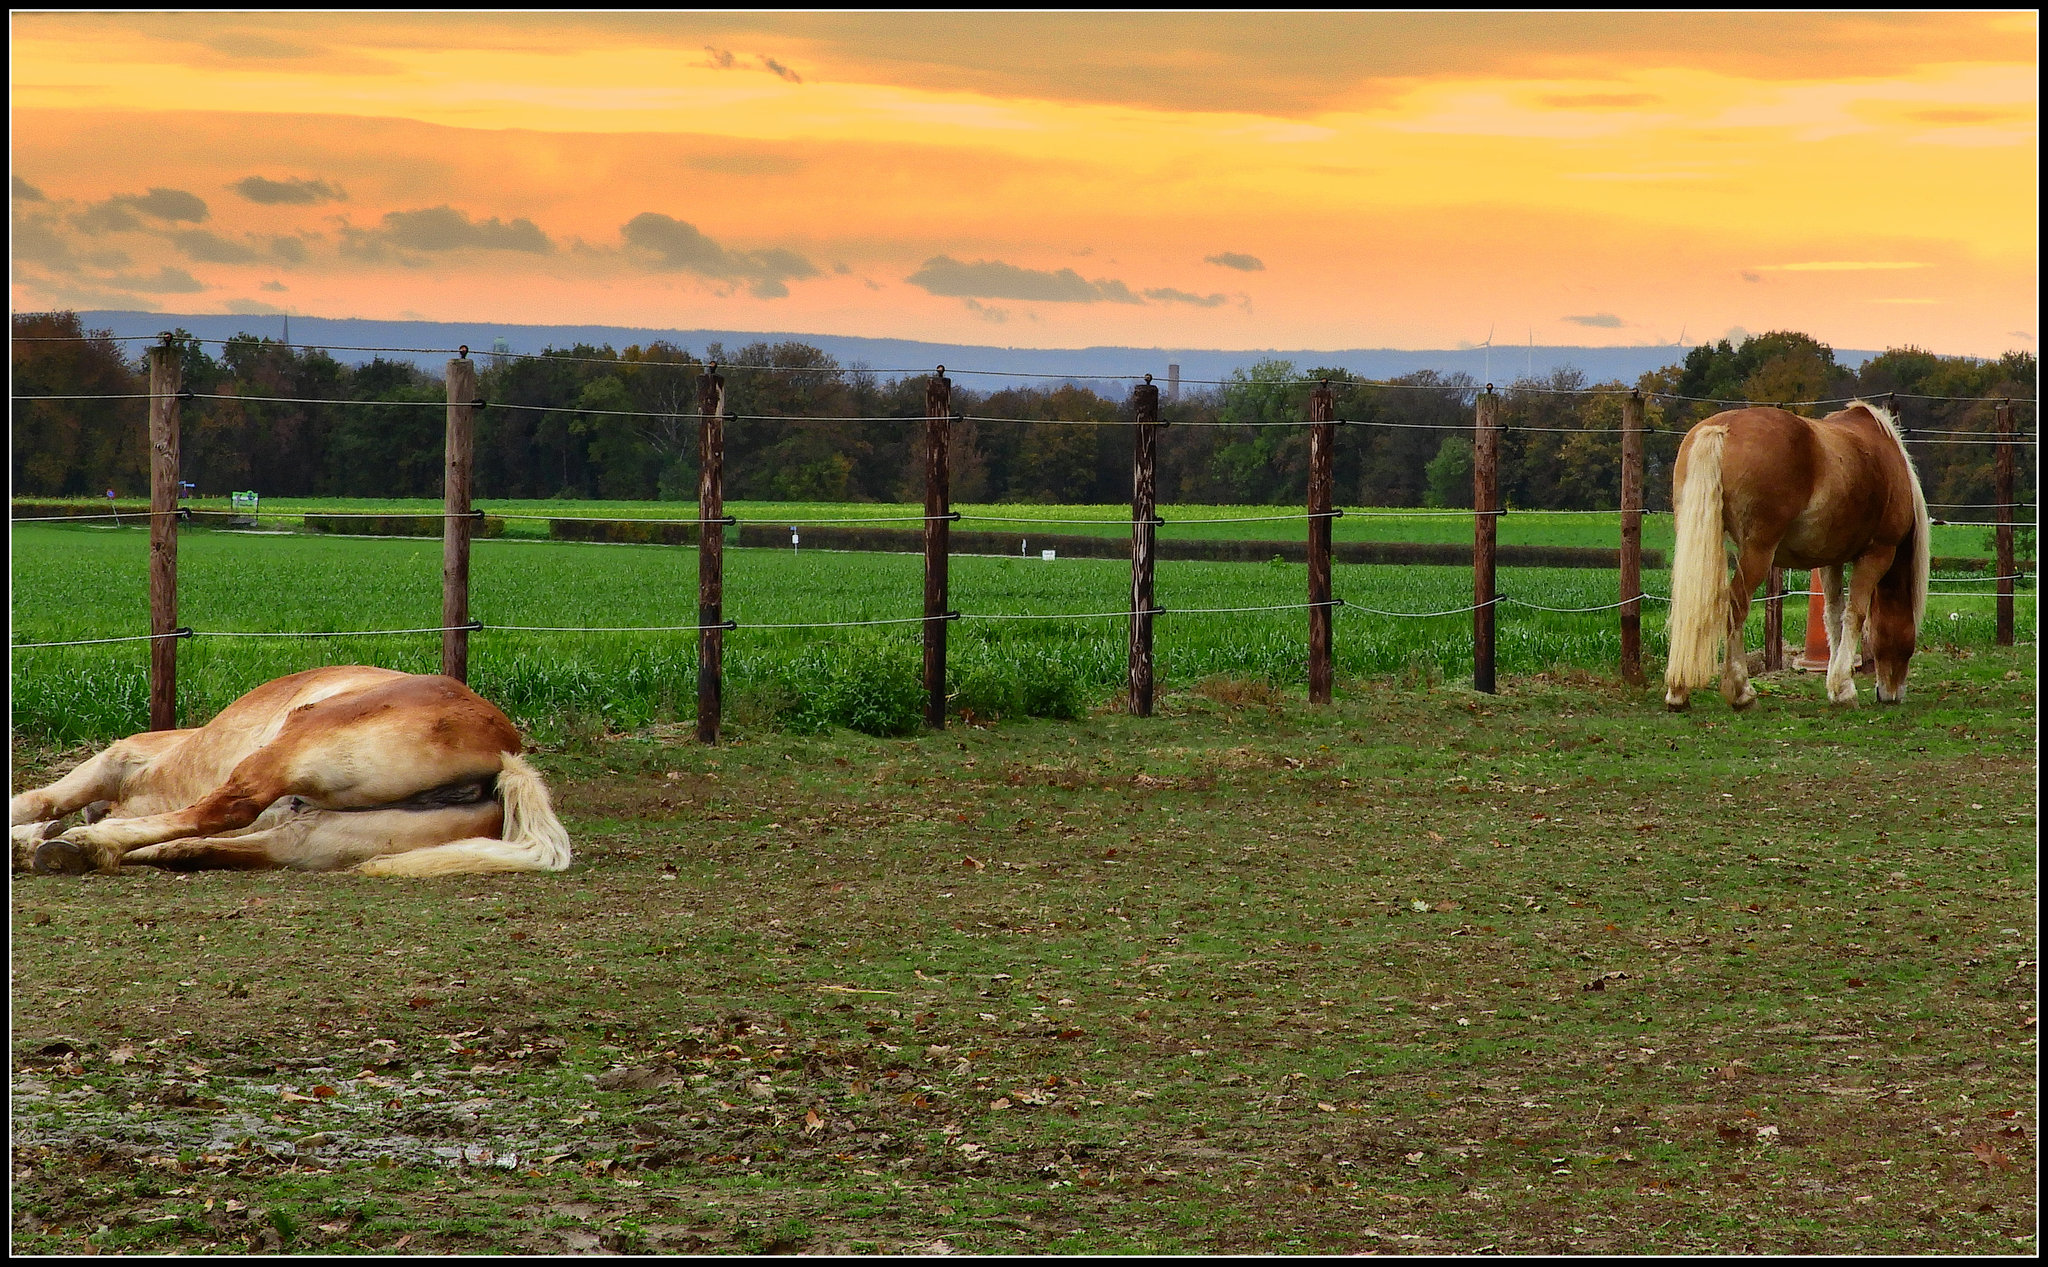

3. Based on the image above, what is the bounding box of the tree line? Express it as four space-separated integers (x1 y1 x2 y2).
11 312 2035 519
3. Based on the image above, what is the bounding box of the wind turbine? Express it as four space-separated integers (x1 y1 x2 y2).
1480 323 1494 382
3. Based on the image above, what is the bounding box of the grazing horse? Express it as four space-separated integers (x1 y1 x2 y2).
1663 400 1929 711
11 666 571 876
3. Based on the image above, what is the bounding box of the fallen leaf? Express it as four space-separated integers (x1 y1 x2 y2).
805 1109 824 1132
1973 1141 2017 1171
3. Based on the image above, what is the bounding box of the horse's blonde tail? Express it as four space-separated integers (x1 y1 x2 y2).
1664 424 1731 693
356 753 572 877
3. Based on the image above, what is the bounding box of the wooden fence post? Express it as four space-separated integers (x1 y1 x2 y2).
1619 389 1644 685
442 353 476 682
147 338 182 731
1307 379 1336 704
1130 374 1161 716
1764 567 1784 670
924 367 954 729
1473 385 1500 694
1996 397 2015 646
697 365 727 745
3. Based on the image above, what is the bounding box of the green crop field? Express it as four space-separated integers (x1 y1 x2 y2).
26 493 2023 556
10 509 2031 743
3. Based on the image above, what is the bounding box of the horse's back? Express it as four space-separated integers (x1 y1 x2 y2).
120 667 516 813
1693 404 1916 568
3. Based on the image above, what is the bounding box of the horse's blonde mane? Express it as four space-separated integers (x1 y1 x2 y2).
1843 399 1931 632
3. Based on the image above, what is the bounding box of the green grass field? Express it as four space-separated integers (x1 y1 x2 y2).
9 648 2036 1253
11 510 2032 743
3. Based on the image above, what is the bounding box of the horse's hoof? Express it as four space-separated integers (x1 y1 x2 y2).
1729 690 1757 711
32 839 92 876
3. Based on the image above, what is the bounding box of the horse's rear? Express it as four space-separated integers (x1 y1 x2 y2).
1664 402 1927 710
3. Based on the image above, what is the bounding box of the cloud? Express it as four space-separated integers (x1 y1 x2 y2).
380 205 553 253
233 175 346 205
1906 107 2030 126
1540 93 1659 110
905 255 1141 304
13 213 82 269
13 175 46 201
270 236 310 264
964 298 1009 324
1144 287 1229 307
1562 313 1626 328
336 224 418 266
104 266 206 293
199 31 318 60
620 211 819 298
123 188 210 222
260 280 288 292
171 229 262 264
224 297 289 315
74 202 143 234
686 151 805 176
75 187 210 233
1205 252 1264 272
666 11 2027 117
1740 270 1762 283
1751 261 1930 271
700 45 803 82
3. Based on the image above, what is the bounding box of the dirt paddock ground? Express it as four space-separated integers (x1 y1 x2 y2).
10 648 2036 1254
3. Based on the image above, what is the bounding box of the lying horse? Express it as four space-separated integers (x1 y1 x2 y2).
11 666 570 876
1664 399 1929 710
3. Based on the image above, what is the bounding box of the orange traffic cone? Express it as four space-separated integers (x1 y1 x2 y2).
1792 576 1875 675
1793 583 1830 672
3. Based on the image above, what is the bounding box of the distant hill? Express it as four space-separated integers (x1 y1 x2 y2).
64 310 1881 391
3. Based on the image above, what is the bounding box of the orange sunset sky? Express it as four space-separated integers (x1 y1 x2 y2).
9 11 2038 357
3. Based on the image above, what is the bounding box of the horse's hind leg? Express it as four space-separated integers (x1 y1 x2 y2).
1719 541 1774 709
121 802 504 873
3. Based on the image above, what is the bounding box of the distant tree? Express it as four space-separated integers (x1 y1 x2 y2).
10 312 146 496
1423 436 1472 508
